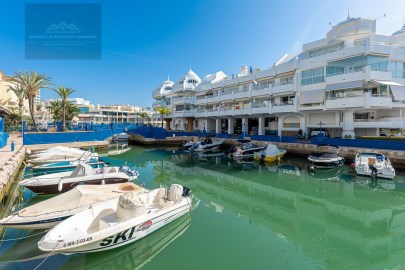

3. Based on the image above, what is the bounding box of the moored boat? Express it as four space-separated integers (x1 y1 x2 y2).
354 152 395 179
31 159 104 175
19 164 139 194
38 184 191 253
28 150 99 166
194 137 222 152
229 140 265 159
0 183 146 230
254 144 287 163
307 144 345 169
112 133 129 142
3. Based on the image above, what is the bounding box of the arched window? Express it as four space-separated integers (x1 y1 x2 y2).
283 116 300 128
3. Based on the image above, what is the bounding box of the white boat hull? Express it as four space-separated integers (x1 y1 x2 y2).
38 198 191 253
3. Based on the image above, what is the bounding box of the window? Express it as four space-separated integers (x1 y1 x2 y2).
301 67 324 85
179 81 184 84
187 79 197 84
391 61 405 78
280 77 293 85
164 87 172 90
326 66 344 77
368 56 388 71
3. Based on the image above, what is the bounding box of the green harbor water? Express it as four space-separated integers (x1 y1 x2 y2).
2 146 405 269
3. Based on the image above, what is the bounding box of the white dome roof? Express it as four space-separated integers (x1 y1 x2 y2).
171 68 201 92
152 78 174 99
194 71 228 92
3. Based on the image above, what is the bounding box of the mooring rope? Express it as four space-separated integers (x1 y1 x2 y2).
0 229 50 242
33 241 59 270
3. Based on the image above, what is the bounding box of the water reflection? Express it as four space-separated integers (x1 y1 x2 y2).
149 149 405 269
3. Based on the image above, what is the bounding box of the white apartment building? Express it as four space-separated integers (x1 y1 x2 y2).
152 16 405 138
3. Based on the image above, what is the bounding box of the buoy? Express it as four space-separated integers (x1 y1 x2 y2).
351 163 355 167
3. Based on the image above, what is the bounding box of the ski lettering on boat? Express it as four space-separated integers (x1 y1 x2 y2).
99 222 152 247
63 237 92 247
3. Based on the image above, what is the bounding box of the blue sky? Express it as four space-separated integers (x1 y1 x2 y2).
0 0 404 107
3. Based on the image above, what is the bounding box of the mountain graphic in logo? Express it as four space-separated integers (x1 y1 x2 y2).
45 22 81 34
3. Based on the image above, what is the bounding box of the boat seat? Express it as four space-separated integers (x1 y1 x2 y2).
86 208 115 233
99 212 120 230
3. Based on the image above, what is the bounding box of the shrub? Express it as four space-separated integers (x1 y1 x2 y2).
356 136 405 141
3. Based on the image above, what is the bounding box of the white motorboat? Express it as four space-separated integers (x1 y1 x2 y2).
28 146 87 159
229 139 264 158
0 183 146 230
19 164 139 194
28 150 99 166
254 144 287 163
307 144 345 169
194 137 223 152
354 152 395 179
38 184 191 253
112 133 129 142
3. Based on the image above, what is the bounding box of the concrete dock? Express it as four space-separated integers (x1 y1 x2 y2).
0 135 25 203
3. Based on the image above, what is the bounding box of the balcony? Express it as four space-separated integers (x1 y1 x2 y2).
172 97 194 105
325 93 366 109
299 103 324 111
195 97 207 105
206 109 219 117
172 110 195 118
234 90 250 99
194 109 207 118
365 66 392 81
272 83 295 95
353 117 405 128
152 101 168 109
251 87 271 97
272 102 296 113
206 95 219 103
219 109 234 116
220 92 233 101
251 104 271 114
366 94 392 108
325 69 365 85
233 108 250 116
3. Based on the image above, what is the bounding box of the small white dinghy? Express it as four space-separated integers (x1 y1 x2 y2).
112 133 129 142
28 146 88 159
38 184 191 253
0 183 146 230
19 164 139 194
28 150 98 166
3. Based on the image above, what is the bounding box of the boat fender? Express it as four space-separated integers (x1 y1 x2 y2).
58 179 63 192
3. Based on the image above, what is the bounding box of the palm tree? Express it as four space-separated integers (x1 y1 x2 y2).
139 112 150 125
9 71 51 131
7 83 26 114
53 86 76 131
155 107 171 128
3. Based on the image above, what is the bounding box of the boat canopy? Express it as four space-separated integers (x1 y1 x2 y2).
19 183 143 217
265 145 282 156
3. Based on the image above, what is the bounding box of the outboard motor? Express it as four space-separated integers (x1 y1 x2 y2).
369 165 378 180
119 165 139 177
182 186 191 197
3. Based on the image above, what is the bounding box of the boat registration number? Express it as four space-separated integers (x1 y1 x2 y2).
63 237 92 247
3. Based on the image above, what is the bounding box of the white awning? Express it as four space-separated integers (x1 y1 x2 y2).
371 80 403 86
325 80 363 91
300 89 324 105
390 85 405 101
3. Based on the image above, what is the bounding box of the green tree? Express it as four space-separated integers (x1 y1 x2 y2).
155 107 171 128
47 100 80 124
9 71 52 131
139 112 150 125
4 106 21 127
53 86 76 131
